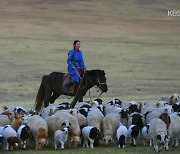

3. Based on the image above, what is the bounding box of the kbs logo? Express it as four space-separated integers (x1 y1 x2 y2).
168 10 180 16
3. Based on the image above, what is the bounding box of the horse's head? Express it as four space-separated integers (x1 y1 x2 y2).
96 70 108 92
87 70 108 93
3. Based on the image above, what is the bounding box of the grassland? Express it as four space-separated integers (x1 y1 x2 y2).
0 0 180 153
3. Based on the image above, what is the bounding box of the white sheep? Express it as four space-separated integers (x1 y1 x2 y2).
82 126 100 148
0 115 11 126
168 113 180 147
141 124 150 146
27 115 48 150
148 118 169 153
73 113 87 128
116 123 128 148
102 113 121 146
41 104 59 118
146 110 161 125
54 127 69 150
87 107 104 132
2 125 18 151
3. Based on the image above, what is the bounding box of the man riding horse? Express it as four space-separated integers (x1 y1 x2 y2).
34 40 108 111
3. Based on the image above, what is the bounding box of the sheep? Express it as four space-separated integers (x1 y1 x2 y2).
82 126 100 148
87 107 104 132
40 104 59 118
169 94 179 105
140 102 156 116
0 115 11 126
1 110 14 121
11 114 22 131
17 125 31 149
2 125 18 151
107 98 122 107
12 106 29 115
146 110 161 125
141 124 150 146
56 102 71 110
45 111 81 148
119 109 129 127
128 112 144 130
87 107 104 146
116 123 128 148
168 113 180 147
74 102 91 109
0 126 4 135
61 119 71 129
73 113 87 129
148 118 169 153
159 112 171 128
94 98 103 104
78 107 89 117
102 113 121 146
54 127 69 150
27 115 48 150
128 124 139 146
172 102 180 113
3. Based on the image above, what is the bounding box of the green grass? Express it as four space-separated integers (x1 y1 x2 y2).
0 0 180 153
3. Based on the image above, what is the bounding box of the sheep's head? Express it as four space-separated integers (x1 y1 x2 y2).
103 135 113 146
157 132 169 151
62 127 69 135
70 135 80 147
70 109 79 115
14 114 22 123
62 119 71 129
169 94 179 105
7 137 18 150
37 138 47 149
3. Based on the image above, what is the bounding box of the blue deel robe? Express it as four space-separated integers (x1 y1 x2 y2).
67 48 86 83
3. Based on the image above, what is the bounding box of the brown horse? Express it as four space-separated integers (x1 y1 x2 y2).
34 69 108 111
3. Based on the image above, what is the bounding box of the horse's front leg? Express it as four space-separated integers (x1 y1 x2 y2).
44 90 51 108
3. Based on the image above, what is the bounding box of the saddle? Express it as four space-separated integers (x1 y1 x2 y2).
62 73 76 94
62 68 84 94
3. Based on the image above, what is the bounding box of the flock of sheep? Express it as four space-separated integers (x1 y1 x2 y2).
0 94 180 153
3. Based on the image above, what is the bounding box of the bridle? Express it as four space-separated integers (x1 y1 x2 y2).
97 78 107 88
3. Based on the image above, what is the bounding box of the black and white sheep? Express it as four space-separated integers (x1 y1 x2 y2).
82 126 100 148
17 125 31 149
116 123 128 148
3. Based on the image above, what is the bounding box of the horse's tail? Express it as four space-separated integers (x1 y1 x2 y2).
35 75 48 112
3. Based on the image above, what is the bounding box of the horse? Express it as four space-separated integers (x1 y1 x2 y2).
34 69 108 111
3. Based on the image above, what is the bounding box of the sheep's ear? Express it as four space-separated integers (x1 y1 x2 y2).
62 122 66 127
70 110 73 114
69 122 71 126
165 135 169 140
157 135 161 141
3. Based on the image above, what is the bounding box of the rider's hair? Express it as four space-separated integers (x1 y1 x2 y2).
73 40 80 48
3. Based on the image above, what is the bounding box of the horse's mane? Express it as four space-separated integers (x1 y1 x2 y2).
86 69 105 76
